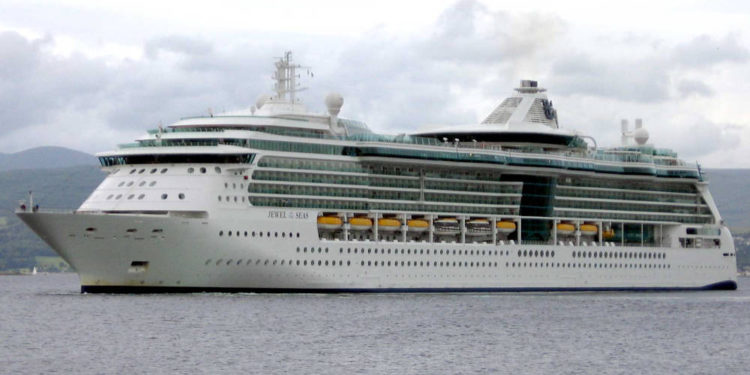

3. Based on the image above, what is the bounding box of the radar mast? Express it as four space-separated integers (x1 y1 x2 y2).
273 51 308 104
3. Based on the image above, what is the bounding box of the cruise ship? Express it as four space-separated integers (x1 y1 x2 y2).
17 52 738 292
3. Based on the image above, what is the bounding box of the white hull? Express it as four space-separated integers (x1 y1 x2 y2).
18 209 738 292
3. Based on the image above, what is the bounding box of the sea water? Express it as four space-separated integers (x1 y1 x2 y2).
1 274 749 374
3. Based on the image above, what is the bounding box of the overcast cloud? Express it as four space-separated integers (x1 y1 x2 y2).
0 0 749 167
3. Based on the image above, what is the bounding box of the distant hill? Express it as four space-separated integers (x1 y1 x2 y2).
0 146 96 172
704 169 750 229
0 165 105 270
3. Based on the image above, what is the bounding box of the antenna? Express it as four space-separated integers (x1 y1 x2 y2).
273 51 309 103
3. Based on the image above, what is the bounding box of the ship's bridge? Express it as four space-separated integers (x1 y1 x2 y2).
412 80 585 150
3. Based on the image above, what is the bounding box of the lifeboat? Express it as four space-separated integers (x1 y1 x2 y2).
378 218 402 231
603 228 615 239
580 224 598 236
557 223 575 236
407 218 429 232
317 216 342 230
349 216 373 231
466 218 491 236
496 220 517 234
434 218 460 235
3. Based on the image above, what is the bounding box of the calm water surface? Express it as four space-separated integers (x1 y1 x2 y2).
1 274 749 374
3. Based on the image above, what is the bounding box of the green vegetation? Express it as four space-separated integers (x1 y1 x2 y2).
35 256 72 272
0 165 105 270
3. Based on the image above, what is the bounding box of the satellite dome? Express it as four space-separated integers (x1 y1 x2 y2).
634 127 649 145
325 92 344 116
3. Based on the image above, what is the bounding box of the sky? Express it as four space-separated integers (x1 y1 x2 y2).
0 0 749 167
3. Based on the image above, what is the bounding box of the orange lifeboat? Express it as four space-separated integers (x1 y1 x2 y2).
378 218 402 231
580 224 598 236
317 216 342 230
349 217 373 231
557 223 575 236
407 218 429 232
496 220 517 234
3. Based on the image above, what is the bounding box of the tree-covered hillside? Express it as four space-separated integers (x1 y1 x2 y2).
0 166 105 269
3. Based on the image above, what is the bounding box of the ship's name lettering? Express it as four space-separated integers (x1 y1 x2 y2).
268 211 309 219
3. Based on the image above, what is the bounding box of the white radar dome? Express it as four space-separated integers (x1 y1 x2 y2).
256 94 274 109
634 127 649 145
325 92 344 116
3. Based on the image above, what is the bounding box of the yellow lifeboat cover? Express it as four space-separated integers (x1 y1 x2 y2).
407 219 429 228
496 221 516 230
378 218 401 227
317 216 342 225
580 224 598 233
557 223 575 232
350 217 373 226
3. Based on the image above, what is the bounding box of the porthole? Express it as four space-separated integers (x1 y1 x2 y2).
218 196 222 202
161 194 168 200
138 181 146 187
118 181 125 187
179 193 185 200
200 167 206 173
215 167 221 173
161 168 167 174
138 169 145 174
127 181 134 187
188 167 195 173
150 168 157 174
129 169 136 174
116 194 122 199
138 194 145 200
107 194 113 200
149 181 156 186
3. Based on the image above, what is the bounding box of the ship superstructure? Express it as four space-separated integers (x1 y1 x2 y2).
17 52 737 292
